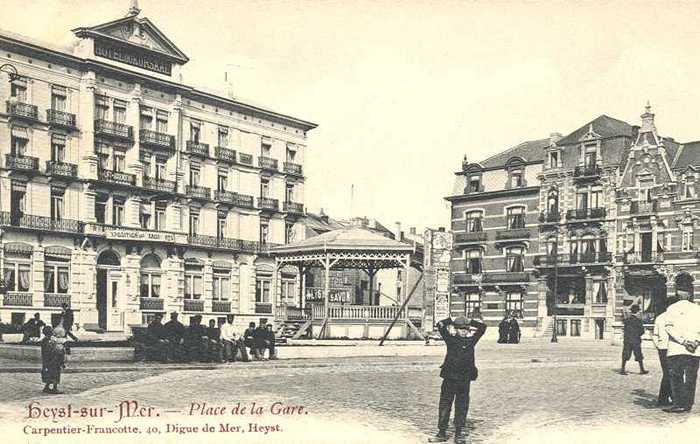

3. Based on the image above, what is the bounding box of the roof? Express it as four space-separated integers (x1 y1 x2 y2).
557 115 635 145
303 212 344 234
672 141 700 170
271 227 416 254
479 138 550 169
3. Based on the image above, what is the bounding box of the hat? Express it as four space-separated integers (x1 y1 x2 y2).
453 317 469 328
630 305 640 314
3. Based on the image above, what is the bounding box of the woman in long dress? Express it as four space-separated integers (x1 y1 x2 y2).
40 325 66 394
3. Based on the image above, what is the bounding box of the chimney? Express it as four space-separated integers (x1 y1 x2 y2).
400 231 405 241
224 71 235 100
409 227 416 235
127 0 141 16
394 222 402 241
438 227 445 232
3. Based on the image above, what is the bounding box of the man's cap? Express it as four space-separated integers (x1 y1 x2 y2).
630 305 640 314
453 317 469 328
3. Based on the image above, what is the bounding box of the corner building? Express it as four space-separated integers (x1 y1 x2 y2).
0 5 316 331
447 106 700 341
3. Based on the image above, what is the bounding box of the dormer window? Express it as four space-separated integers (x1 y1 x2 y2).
548 151 560 169
685 182 696 199
510 171 524 188
467 175 482 193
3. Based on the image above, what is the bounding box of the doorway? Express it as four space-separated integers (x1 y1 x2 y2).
641 232 652 262
96 269 107 330
594 319 605 340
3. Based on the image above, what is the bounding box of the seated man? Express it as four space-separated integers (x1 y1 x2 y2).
145 313 170 362
184 315 208 362
22 313 45 343
206 319 223 363
164 312 187 362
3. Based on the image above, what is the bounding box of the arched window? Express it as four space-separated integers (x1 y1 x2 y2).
506 246 524 272
140 254 161 299
465 211 483 233
97 249 120 266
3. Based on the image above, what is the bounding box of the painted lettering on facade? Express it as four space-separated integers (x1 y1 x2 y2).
95 41 172 76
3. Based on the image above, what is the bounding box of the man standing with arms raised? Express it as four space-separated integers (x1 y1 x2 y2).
664 291 700 413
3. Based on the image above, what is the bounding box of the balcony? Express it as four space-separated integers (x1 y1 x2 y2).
484 272 530 283
95 119 133 141
6 101 39 121
212 301 231 313
539 211 561 223
566 207 606 221
622 252 664 265
259 156 278 171
0 212 84 233
255 302 273 314
574 164 602 179
2 292 32 307
495 228 531 241
143 175 177 193
5 154 39 173
283 161 303 176
233 193 255 209
215 146 237 164
214 190 236 203
188 234 244 250
238 152 253 165
534 252 612 267
140 297 163 311
98 168 136 186
258 197 279 211
44 293 71 308
186 140 209 157
184 299 204 312
46 109 77 130
140 129 175 151
185 184 210 200
284 201 304 215
631 201 658 214
46 161 77 179
455 231 487 243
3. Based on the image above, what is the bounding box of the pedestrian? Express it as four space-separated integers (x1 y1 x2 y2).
220 314 239 363
652 296 678 406
497 316 509 344
244 322 256 357
265 324 278 360
60 303 79 341
663 291 700 413
40 325 66 394
254 320 268 360
22 313 45 343
164 312 186 362
507 315 521 344
620 305 648 375
206 319 223 363
429 315 487 443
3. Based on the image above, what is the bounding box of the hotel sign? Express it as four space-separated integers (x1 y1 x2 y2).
95 41 172 76
85 224 187 244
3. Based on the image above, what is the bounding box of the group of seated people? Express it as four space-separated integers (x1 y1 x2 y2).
139 313 278 363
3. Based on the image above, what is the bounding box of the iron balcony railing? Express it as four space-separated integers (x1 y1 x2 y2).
534 252 612 266
238 152 253 165
255 302 273 314
284 201 304 214
7 101 38 120
455 231 487 243
188 234 245 250
6 154 39 172
140 297 163 311
95 119 133 141
215 146 237 164
143 175 176 193
623 252 664 264
212 301 231 313
2 292 33 307
44 293 71 308
283 161 303 176
539 211 561 223
186 140 209 157
495 228 531 240
185 184 210 200
46 109 77 129
140 129 175 150
574 164 602 178
630 201 659 214
566 207 606 220
184 299 204 312
98 168 136 186
234 193 255 209
259 156 278 171
46 161 77 178
258 196 279 211
0 211 84 233
214 190 236 203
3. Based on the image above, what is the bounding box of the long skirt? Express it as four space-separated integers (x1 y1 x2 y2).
41 350 64 385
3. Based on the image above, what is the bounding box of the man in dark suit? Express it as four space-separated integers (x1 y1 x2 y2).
621 305 648 375
429 315 487 443
22 313 45 343
164 312 186 362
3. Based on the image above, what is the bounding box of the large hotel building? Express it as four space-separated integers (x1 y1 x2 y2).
0 4 316 331
447 106 700 340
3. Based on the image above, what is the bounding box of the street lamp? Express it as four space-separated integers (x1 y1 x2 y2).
551 225 559 343
0 63 20 82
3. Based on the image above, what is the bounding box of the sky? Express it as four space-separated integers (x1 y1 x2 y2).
5 0 700 232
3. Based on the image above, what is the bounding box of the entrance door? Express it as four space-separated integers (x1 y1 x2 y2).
641 232 652 262
96 269 108 330
595 319 605 340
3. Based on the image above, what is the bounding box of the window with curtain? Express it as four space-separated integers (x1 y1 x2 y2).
213 270 231 301
590 190 602 209
44 260 69 294
156 110 168 133
506 207 525 229
113 199 125 226
50 189 64 221
140 107 153 130
218 127 228 147
593 280 608 304
466 250 482 274
10 130 28 157
466 211 483 233
505 292 523 317
6 261 32 292
113 103 126 124
576 192 588 210
11 80 27 102
190 121 201 142
255 279 271 303
506 247 524 272
140 255 161 298
465 292 481 317
51 134 66 162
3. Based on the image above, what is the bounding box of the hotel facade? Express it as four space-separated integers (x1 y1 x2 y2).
0 4 316 331
446 107 700 340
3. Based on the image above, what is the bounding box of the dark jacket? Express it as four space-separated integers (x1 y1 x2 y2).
147 320 168 342
508 319 521 344
438 318 487 382
24 318 46 338
244 328 255 347
623 316 645 345
62 309 74 330
207 327 221 341
164 320 186 343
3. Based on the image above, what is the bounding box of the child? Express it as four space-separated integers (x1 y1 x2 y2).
40 326 66 394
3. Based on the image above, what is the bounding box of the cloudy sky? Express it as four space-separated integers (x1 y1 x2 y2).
5 0 700 231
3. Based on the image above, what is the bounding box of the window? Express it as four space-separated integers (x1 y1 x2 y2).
10 80 27 102
140 108 153 130
190 165 200 186
505 292 523 317
506 246 524 272
285 223 295 244
686 183 697 199
3 261 31 292
217 213 227 239
114 153 125 172
546 239 557 256
260 178 269 197
113 101 127 124
44 259 69 294
261 141 271 157
260 222 269 245
10 131 28 157
255 278 271 303
51 134 65 162
547 190 559 214
217 171 227 192
139 205 151 229
213 270 230 301
95 193 107 224
576 192 588 210
465 292 481 318
281 279 296 303
286 184 294 202
286 147 296 162
682 226 694 252
155 205 166 231
156 111 168 133
51 86 66 112
218 127 228 147
570 320 581 337
556 319 567 336
190 121 201 143
184 263 203 300
466 250 482 274
95 102 109 121
112 199 125 226
510 170 524 188
468 175 482 193
465 211 483 233
593 280 608 304
548 151 560 168
10 183 26 222
189 210 199 236
50 188 64 220
155 159 166 180
590 190 602 209
140 254 161 299
98 152 110 170
584 150 597 167
506 207 525 229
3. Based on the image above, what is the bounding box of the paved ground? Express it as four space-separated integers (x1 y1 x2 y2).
1 341 698 444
